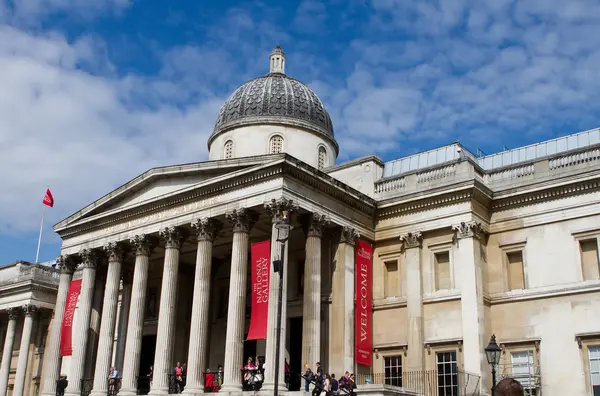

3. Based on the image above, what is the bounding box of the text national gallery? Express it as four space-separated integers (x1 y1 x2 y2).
2 46 600 396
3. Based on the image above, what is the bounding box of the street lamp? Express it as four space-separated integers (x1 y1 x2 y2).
485 334 502 396
273 210 292 396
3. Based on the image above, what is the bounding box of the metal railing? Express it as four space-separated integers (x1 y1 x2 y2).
76 378 120 396
356 370 480 396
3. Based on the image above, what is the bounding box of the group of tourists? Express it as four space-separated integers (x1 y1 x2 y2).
303 363 357 396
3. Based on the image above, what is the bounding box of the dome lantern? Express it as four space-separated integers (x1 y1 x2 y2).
270 45 286 74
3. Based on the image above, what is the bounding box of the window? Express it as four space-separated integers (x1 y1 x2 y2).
580 239 600 280
589 346 600 396
224 140 234 159
318 146 327 169
435 252 451 291
506 251 525 290
510 351 538 395
384 355 402 387
269 135 284 154
384 260 399 298
436 351 458 396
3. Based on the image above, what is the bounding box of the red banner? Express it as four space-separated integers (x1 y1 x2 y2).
247 240 271 340
355 240 373 366
60 279 82 356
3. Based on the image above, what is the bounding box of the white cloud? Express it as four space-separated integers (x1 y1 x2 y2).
1 0 130 23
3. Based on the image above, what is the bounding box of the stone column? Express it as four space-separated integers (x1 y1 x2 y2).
221 208 257 393
40 256 76 396
90 243 125 396
150 227 186 395
301 213 329 369
86 268 107 378
399 232 424 371
119 235 156 396
341 227 359 373
13 305 37 396
65 249 99 396
183 218 221 395
114 269 133 372
452 222 488 386
263 198 298 392
0 308 19 395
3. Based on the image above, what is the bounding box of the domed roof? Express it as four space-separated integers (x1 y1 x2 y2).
209 46 335 146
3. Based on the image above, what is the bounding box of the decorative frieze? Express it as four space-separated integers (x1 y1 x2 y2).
399 232 423 250
79 249 99 269
452 221 484 240
340 226 360 245
159 226 187 250
130 234 156 257
264 197 299 223
191 218 222 242
306 213 329 238
103 242 125 263
226 208 258 234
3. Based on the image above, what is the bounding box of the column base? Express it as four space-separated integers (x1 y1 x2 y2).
219 384 242 394
90 390 108 396
181 385 204 395
117 387 138 396
148 386 170 396
64 390 81 396
260 381 287 392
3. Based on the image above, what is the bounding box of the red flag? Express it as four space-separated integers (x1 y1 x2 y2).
42 188 54 207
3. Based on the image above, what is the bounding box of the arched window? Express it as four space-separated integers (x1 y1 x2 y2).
318 146 327 169
224 140 234 159
269 135 284 154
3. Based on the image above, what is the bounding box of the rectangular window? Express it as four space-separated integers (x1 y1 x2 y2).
510 351 537 395
506 251 525 290
436 351 458 396
384 355 402 387
581 239 600 281
384 260 399 297
435 252 451 291
589 346 600 396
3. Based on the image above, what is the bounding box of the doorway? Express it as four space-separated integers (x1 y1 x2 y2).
243 336 257 366
289 317 303 391
139 335 157 377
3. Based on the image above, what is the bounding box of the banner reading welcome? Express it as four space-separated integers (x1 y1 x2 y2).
247 240 271 340
355 240 373 366
60 279 82 356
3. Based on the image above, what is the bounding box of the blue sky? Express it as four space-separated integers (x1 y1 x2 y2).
1 0 600 264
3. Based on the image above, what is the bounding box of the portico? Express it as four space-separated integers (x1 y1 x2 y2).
41 154 375 396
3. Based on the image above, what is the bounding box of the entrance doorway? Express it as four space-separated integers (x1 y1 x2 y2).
139 335 157 377
288 316 303 391
243 336 257 366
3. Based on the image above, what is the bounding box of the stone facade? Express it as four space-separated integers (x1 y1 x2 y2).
1 47 600 396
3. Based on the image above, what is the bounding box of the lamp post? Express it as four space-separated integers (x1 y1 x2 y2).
273 210 292 396
485 334 502 396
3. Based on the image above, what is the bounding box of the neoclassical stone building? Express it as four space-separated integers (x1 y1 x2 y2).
2 46 600 396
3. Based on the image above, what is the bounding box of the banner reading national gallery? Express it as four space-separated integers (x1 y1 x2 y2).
355 240 373 366
247 240 271 340
60 279 82 356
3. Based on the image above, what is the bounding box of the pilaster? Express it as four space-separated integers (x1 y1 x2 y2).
399 232 424 371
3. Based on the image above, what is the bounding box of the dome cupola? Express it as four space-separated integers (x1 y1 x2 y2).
208 46 338 169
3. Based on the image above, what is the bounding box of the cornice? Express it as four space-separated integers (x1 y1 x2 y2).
377 186 474 219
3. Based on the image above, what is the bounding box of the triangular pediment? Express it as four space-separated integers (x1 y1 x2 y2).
54 155 283 231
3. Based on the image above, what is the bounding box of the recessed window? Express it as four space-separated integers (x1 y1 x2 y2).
434 251 451 291
318 146 327 169
384 260 399 298
580 239 600 281
269 135 284 154
224 140 234 159
507 251 525 290
384 355 402 387
436 351 458 396
510 351 538 395
589 345 600 395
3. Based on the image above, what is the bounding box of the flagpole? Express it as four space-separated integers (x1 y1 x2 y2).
35 199 47 264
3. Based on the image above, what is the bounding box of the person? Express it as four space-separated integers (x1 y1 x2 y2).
243 357 256 389
204 369 216 393
339 371 349 391
315 362 324 382
56 375 68 396
303 363 313 392
216 365 224 389
323 374 332 396
495 378 524 396
147 365 153 388
311 369 324 396
330 374 339 395
174 362 184 393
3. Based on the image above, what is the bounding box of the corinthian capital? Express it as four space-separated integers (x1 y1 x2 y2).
57 255 76 275
103 242 126 263
340 226 360 245
22 304 37 317
79 248 99 270
399 232 423 250
159 226 187 250
130 234 157 257
226 208 258 234
7 308 18 320
452 221 485 240
191 218 222 242
306 213 329 238
264 198 299 223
